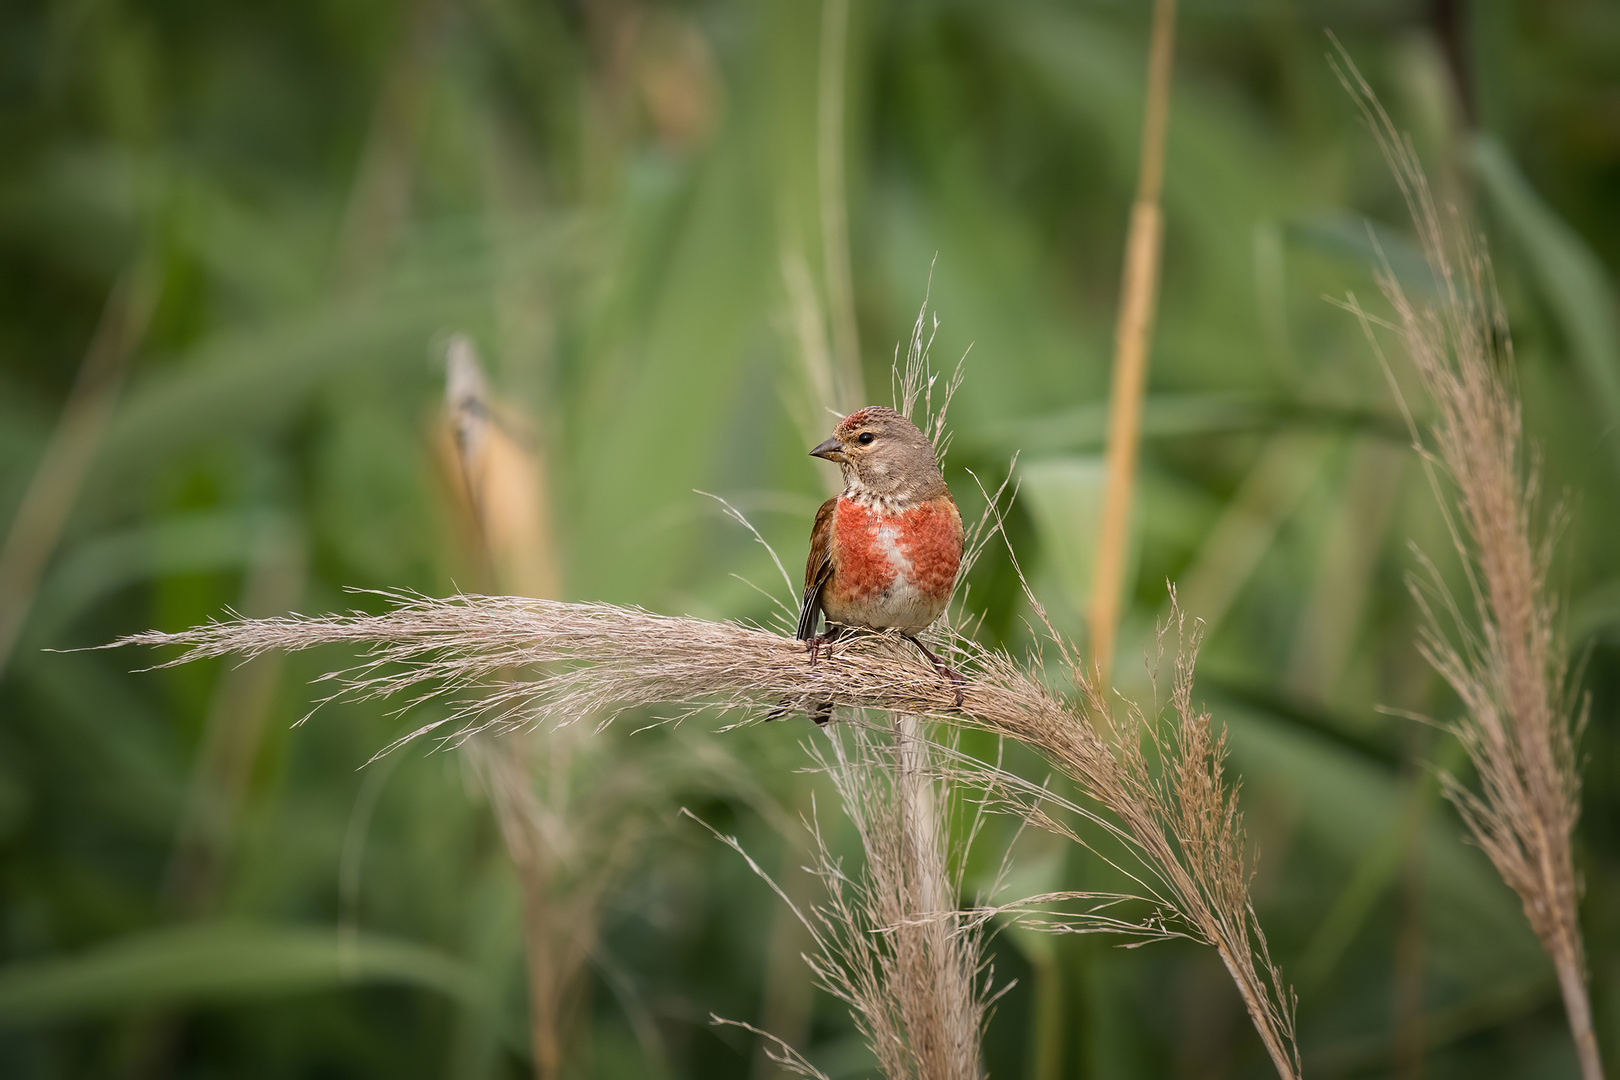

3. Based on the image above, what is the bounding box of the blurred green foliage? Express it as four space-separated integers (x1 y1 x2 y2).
2 0 1618 1077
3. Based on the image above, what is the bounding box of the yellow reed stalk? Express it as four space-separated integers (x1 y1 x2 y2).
1088 0 1178 684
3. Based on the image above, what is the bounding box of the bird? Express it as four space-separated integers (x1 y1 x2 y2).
796 405 965 722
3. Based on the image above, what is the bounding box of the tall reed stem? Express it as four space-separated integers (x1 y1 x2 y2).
1089 0 1177 684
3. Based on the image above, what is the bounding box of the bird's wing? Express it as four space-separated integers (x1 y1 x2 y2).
796 496 838 640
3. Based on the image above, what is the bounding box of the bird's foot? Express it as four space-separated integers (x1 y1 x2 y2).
805 634 832 666
803 623 845 667
903 634 966 709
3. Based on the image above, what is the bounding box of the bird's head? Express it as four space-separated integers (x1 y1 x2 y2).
809 406 947 502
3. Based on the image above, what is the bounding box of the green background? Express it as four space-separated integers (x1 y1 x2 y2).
1 0 1617 1077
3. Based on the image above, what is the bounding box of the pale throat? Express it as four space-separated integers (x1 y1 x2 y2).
841 464 929 515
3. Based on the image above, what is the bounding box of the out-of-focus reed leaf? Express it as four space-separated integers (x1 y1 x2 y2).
1223 705 1546 981
0 922 486 1025
15 651 186 834
872 171 1107 426
25 510 277 646
1472 135 1620 438
971 393 1408 457
1286 211 1438 298
89 297 479 505
1008 8 1295 237
1570 578 1620 644
569 145 774 604
1019 456 1109 629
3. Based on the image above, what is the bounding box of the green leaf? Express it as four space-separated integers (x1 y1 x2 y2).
1286 210 1437 298
1472 135 1620 437
1019 456 1111 624
1220 702 1547 990
0 922 487 1026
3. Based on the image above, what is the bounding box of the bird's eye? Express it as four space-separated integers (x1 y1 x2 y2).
857 431 875 445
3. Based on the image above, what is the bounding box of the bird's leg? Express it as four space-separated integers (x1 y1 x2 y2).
805 623 845 666
903 633 965 708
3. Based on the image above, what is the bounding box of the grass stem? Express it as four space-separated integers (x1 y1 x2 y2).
1088 0 1178 684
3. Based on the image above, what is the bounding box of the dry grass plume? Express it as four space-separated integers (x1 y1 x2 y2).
113 585 1300 1077
1334 45 1603 1080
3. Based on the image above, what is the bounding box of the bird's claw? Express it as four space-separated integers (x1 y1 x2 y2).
805 634 835 666
903 634 965 710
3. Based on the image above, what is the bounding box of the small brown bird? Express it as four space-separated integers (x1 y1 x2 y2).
797 406 964 720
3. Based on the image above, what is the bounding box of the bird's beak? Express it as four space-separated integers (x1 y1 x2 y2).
809 436 846 463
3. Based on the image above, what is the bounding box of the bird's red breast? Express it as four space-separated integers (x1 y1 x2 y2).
819 492 962 631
